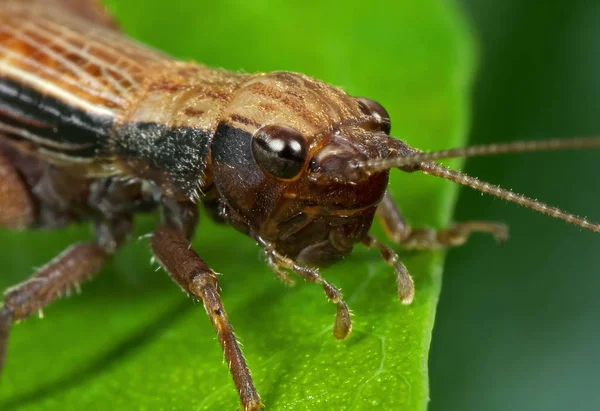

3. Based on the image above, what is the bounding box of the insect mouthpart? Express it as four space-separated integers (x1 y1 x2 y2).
272 206 378 267
307 126 411 186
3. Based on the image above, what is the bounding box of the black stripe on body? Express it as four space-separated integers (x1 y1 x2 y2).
0 77 113 159
114 122 212 197
211 122 286 228
212 122 255 168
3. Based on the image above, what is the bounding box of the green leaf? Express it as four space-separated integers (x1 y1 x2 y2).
0 0 474 409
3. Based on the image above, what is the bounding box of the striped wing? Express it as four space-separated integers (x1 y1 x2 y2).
0 0 174 167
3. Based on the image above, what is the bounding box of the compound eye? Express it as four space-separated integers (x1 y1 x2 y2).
252 124 308 180
357 97 391 134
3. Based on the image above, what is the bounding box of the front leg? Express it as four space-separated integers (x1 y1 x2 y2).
377 191 509 250
261 241 352 340
151 225 263 411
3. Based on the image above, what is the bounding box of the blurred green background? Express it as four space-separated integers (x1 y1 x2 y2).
430 1 600 410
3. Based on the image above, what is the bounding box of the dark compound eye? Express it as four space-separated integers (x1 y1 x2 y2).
357 97 391 134
252 124 308 180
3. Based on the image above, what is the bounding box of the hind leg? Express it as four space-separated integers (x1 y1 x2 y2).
377 191 509 250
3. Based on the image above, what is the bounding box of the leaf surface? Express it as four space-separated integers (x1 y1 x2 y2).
0 0 474 409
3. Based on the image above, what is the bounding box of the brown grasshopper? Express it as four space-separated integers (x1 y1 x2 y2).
0 1 598 409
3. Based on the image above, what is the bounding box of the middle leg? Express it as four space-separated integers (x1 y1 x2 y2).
0 242 106 373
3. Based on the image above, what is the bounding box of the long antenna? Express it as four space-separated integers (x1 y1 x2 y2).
420 162 600 233
359 136 600 172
